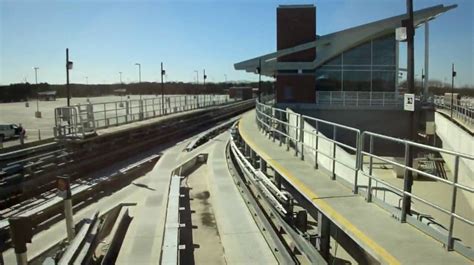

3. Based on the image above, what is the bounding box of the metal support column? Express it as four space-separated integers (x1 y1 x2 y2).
260 158 267 174
274 171 282 190
317 212 330 260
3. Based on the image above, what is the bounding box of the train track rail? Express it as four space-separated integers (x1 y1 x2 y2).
0 100 254 251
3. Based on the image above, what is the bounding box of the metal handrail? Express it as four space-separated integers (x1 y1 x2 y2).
433 95 474 126
55 95 234 138
316 91 404 107
256 101 361 182
254 99 474 254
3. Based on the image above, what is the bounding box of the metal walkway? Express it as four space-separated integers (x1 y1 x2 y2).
238 110 470 265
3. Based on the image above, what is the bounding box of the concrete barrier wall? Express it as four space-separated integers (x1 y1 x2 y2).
435 112 473 187
286 108 361 186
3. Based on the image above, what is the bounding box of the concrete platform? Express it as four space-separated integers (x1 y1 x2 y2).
238 110 470 265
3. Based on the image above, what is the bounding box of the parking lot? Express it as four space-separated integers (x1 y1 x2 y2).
0 94 226 149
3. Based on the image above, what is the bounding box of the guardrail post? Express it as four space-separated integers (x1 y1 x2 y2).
279 111 283 147
331 126 337 180
272 108 276 142
294 114 299 157
366 135 374 202
447 156 460 251
400 142 411 223
313 128 319 169
354 133 363 194
57 176 75 241
38 129 41 141
299 114 305 161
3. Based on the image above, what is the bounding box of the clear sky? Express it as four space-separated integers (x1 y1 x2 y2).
0 0 472 86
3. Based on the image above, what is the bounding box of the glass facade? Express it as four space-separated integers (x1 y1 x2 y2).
315 33 396 92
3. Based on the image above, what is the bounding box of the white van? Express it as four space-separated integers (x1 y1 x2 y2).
0 124 21 141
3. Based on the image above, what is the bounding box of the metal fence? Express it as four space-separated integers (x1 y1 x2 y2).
433 96 473 127
54 94 233 138
255 100 474 257
315 91 404 108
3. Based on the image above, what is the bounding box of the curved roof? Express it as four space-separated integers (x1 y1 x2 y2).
234 4 456 76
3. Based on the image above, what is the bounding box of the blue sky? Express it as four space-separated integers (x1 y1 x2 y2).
0 0 472 86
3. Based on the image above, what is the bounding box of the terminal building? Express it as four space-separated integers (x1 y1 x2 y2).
235 4 456 146
235 4 456 104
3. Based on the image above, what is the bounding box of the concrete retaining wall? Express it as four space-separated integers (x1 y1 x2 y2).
435 112 473 187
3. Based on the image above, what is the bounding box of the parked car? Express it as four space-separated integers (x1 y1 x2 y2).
0 124 24 141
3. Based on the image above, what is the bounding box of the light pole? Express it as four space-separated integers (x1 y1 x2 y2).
421 68 424 94
451 63 456 118
119 72 123 84
203 69 208 105
224 74 227 83
257 59 262 101
135 63 142 100
401 0 415 223
203 69 207 91
194 70 199 105
33 67 41 118
161 62 166 115
85 76 88 85
194 70 199 84
66 48 73 107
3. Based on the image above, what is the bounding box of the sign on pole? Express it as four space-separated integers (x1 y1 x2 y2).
404 93 415 111
396 27 407 41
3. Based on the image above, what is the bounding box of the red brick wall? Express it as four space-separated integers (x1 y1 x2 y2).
276 75 315 103
277 6 316 62
276 6 316 103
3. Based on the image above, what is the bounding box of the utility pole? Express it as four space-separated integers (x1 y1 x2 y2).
451 63 456 118
401 0 415 222
85 76 88 85
119 72 123 84
161 62 166 115
224 74 227 83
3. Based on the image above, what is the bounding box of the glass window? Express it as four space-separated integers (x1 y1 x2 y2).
373 34 396 65
343 71 371 91
316 69 342 91
343 42 371 65
324 54 342 65
372 71 395 91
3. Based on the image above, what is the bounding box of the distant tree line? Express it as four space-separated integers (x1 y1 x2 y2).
3 79 469 103
0 81 275 103
398 79 474 97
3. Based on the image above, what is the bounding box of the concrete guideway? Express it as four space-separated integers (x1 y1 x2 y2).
238 110 470 265
116 126 277 264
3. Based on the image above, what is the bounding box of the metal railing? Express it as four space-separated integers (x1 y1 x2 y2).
358 131 474 251
254 100 474 256
433 96 473 127
54 94 233 138
315 91 404 108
